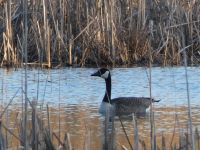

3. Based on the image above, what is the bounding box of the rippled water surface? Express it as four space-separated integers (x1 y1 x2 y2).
1 67 200 149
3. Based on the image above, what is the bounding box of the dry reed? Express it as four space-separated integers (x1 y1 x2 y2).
0 0 199 67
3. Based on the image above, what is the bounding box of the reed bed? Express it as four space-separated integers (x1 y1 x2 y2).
0 0 199 67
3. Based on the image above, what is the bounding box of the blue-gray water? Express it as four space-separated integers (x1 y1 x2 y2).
1 67 200 106
1 67 200 149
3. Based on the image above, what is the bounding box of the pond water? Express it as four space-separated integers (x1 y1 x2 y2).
0 67 200 149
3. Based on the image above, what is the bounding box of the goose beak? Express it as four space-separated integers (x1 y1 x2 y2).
91 71 100 77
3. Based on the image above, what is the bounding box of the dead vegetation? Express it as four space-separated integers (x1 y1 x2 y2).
0 0 199 67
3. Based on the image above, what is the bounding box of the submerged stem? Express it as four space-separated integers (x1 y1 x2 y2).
183 50 195 150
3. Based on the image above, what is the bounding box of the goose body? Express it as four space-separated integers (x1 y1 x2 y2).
91 68 159 116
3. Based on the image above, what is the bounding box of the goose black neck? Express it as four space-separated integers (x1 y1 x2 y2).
103 74 111 103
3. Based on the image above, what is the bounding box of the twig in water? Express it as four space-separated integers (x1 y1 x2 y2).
182 44 195 150
0 88 20 118
121 145 128 150
133 114 138 150
1 121 24 144
119 116 133 150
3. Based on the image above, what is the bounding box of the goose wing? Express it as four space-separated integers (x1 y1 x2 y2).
111 97 153 107
110 97 154 115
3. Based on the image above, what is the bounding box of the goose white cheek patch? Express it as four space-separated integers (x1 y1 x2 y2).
101 71 109 79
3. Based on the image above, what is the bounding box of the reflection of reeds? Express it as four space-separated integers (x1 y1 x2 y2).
103 104 115 150
0 102 200 149
0 122 6 150
183 40 195 150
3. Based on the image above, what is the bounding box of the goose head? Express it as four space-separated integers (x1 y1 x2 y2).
91 68 110 79
91 68 111 103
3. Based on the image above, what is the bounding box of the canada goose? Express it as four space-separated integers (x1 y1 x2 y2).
91 68 160 116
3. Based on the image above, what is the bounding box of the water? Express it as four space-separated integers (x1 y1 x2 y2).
0 67 200 149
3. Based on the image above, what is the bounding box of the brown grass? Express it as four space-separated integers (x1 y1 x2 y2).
0 0 199 67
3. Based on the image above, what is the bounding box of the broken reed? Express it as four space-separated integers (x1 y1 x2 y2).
0 0 199 67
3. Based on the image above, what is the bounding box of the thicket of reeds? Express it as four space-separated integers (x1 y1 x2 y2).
0 0 200 67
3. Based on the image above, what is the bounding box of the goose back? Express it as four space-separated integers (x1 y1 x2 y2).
111 97 153 115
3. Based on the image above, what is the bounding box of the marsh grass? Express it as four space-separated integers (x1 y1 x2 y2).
0 0 199 67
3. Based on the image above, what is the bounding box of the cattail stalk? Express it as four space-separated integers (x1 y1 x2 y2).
22 0 28 149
